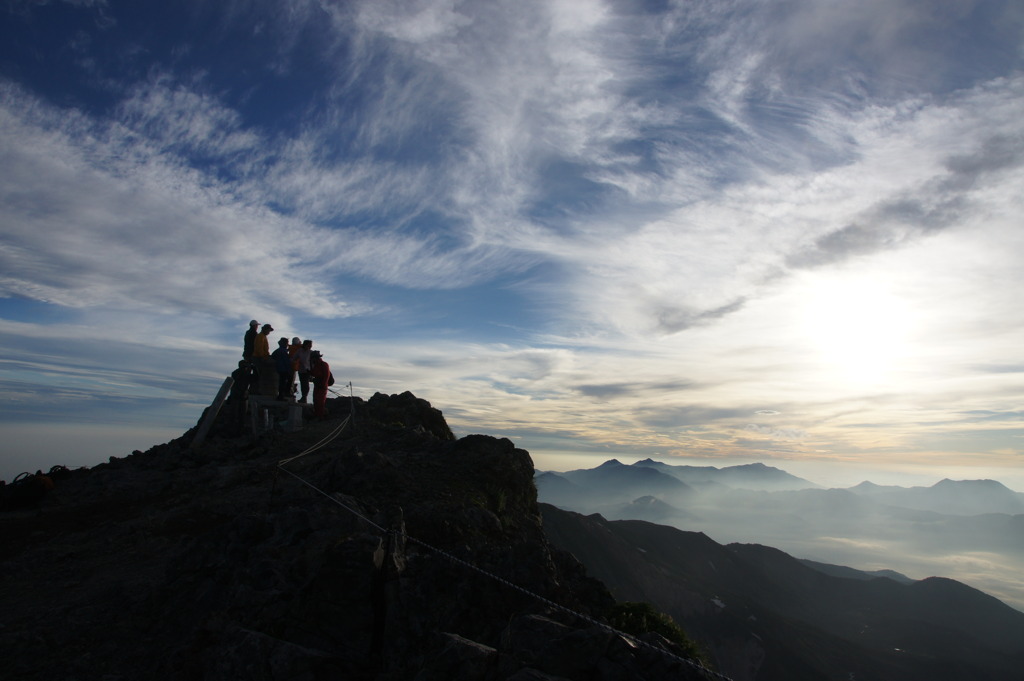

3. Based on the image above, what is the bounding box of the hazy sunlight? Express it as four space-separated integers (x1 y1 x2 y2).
800 276 914 385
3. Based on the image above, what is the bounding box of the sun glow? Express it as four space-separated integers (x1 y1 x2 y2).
799 276 915 384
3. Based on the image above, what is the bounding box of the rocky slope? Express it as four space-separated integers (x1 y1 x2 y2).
0 392 714 681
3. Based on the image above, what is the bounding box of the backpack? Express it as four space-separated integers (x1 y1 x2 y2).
0 472 51 511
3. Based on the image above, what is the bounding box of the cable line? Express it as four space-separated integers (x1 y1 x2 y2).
275 442 733 681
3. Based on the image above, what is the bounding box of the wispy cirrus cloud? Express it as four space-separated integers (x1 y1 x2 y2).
0 0 1022 487
11 0 1019 337
0 84 344 317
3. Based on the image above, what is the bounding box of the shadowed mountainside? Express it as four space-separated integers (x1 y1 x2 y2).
541 505 1024 681
0 392 713 681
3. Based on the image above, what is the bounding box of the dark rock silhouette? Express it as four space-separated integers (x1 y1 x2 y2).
0 392 712 681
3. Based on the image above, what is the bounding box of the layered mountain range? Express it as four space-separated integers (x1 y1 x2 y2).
537 458 1024 612
537 458 1024 680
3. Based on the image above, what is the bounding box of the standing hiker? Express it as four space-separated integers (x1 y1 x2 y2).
310 350 333 418
251 323 275 395
293 339 313 404
271 337 293 401
253 324 273 360
288 337 302 399
243 319 259 361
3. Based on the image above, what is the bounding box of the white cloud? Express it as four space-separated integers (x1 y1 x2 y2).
354 0 472 44
291 1 1024 346
0 82 337 314
116 76 263 160
1 0 1022 487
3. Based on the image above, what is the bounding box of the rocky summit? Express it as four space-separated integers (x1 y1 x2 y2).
0 392 714 681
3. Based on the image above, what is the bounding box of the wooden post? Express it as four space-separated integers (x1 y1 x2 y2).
286 402 303 432
191 376 233 449
370 506 406 668
349 381 356 426
248 395 259 435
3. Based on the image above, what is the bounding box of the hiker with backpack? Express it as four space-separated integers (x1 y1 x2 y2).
251 323 276 395
271 337 294 401
310 350 333 418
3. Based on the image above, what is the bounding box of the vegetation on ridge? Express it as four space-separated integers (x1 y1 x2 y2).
607 601 711 666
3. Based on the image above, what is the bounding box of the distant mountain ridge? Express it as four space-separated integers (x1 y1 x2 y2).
538 457 1024 517
632 459 819 491
536 458 1024 613
563 458 695 492
535 458 817 513
542 505 1024 681
847 477 1024 515
798 559 915 585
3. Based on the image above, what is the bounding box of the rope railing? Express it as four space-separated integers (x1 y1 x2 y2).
274 435 733 681
277 414 351 466
277 380 357 466
275 464 388 534
399 526 732 680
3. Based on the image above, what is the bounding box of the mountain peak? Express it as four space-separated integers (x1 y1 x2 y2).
1 392 697 681
597 458 624 468
934 478 1008 490
850 480 886 491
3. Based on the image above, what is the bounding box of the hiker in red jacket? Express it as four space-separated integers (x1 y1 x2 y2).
310 351 332 418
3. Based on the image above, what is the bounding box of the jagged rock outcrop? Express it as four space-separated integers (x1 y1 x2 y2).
0 392 714 681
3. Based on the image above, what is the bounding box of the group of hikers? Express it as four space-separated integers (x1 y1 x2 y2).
0 466 68 511
235 319 334 420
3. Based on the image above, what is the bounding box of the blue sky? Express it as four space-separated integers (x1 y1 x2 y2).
1 0 1023 487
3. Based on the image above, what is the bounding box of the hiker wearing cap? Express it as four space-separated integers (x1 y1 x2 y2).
293 339 313 404
243 320 259 361
253 324 273 359
272 337 293 401
288 337 302 360
310 350 333 418
252 323 275 395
